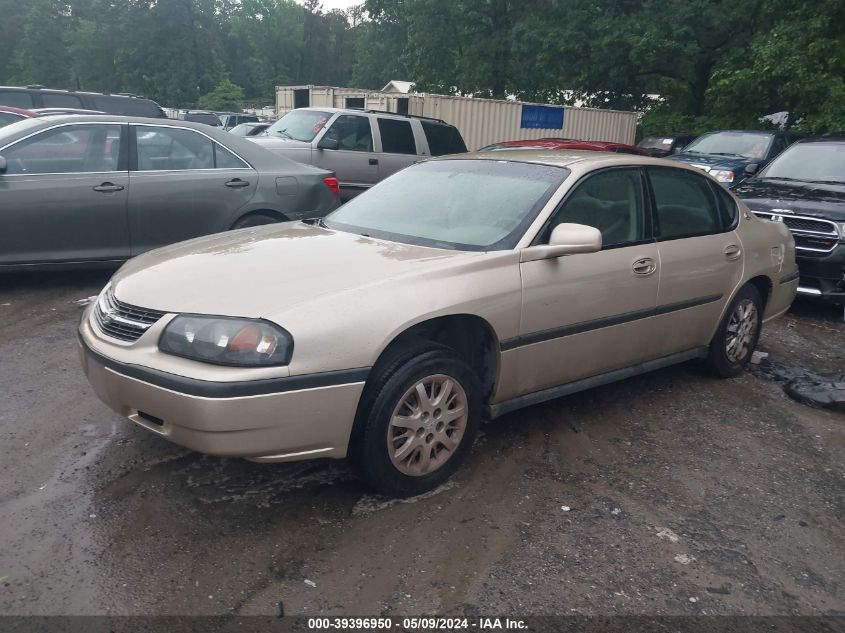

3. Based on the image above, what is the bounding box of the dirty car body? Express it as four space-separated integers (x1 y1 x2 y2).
79 150 797 496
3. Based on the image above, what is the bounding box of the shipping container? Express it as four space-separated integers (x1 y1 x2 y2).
275 85 638 150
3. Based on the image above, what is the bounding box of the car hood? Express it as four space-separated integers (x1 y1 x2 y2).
111 222 483 319
670 152 750 170
247 136 311 151
734 179 845 222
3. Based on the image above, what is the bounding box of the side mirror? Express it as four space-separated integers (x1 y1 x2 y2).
317 137 339 151
0 155 6 175
744 163 759 176
520 223 602 262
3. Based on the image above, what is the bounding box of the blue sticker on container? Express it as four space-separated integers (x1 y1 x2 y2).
520 105 564 129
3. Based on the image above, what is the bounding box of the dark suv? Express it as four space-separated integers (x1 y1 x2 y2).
735 136 845 305
0 86 166 118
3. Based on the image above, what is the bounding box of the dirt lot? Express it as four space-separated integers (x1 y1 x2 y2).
0 269 843 618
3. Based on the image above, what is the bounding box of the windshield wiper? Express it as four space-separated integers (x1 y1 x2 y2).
807 179 845 185
274 129 293 139
707 152 745 157
759 176 810 183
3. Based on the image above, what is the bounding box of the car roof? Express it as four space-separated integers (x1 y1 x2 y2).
798 134 845 143
293 106 450 124
440 148 714 174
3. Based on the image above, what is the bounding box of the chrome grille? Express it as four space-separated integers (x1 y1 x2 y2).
752 211 839 254
94 288 166 342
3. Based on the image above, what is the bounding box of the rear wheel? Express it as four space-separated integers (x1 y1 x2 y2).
232 213 280 229
706 284 762 377
352 342 481 497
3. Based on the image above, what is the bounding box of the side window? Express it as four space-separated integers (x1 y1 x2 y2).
41 93 83 109
649 168 722 240
378 118 416 154
770 135 788 157
322 115 373 152
713 182 738 228
421 121 467 156
214 143 250 169
0 112 25 127
546 168 645 248
135 126 214 170
1 124 122 174
0 90 34 108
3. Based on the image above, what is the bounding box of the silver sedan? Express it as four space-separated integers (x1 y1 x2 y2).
0 115 340 269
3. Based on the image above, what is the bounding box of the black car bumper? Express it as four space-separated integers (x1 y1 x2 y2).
796 242 845 303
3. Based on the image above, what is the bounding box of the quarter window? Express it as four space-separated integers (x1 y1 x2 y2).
41 93 84 109
135 126 247 170
421 121 467 156
322 115 373 152
649 168 722 239
1 124 122 174
378 118 416 154
546 168 645 248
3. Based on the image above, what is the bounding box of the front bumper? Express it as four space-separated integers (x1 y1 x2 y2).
796 242 845 304
78 322 368 462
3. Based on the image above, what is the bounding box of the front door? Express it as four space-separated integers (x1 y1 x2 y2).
646 167 744 357
128 124 257 255
512 168 660 397
0 122 129 265
312 114 378 200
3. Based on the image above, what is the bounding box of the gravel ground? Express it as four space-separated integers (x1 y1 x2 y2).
0 269 842 618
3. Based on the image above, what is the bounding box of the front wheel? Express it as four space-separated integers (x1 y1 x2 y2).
352 344 481 497
706 284 762 377
231 213 280 229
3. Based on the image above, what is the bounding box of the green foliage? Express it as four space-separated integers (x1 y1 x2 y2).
0 0 841 134
198 79 245 111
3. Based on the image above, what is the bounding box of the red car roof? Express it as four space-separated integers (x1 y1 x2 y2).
485 138 649 156
0 105 38 117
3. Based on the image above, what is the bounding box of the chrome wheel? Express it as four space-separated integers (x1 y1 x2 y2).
725 299 758 363
387 374 468 477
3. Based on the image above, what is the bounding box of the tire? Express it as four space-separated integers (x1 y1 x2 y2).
706 284 763 378
352 341 482 497
231 213 280 229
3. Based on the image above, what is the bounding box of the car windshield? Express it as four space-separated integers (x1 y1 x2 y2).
265 110 331 142
760 142 845 184
638 136 676 150
323 159 568 251
684 132 772 159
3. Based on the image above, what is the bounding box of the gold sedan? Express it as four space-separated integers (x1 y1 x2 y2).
79 151 798 497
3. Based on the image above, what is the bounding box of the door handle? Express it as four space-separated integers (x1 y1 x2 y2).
224 178 250 188
369 158 378 165
92 182 124 193
632 257 657 276
724 244 742 260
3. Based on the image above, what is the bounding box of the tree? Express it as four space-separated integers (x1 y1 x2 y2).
198 78 245 111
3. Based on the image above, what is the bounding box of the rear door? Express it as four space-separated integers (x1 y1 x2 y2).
375 117 419 178
647 166 743 357
128 124 257 254
0 122 129 265
312 113 378 199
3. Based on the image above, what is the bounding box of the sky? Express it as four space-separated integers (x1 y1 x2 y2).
298 0 362 10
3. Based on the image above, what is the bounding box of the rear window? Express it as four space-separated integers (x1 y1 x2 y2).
0 90 34 108
91 94 164 117
378 118 416 155
184 112 222 126
422 121 467 156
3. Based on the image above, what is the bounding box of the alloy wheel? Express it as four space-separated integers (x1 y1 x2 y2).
387 374 468 477
725 299 759 363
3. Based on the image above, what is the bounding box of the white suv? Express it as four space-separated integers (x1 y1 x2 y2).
248 107 467 199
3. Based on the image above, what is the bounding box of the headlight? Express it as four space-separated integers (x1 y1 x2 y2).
159 316 293 366
708 169 735 183
838 222 845 240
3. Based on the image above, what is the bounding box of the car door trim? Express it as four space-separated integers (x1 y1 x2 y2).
79 335 371 398
500 293 723 351
487 346 709 419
